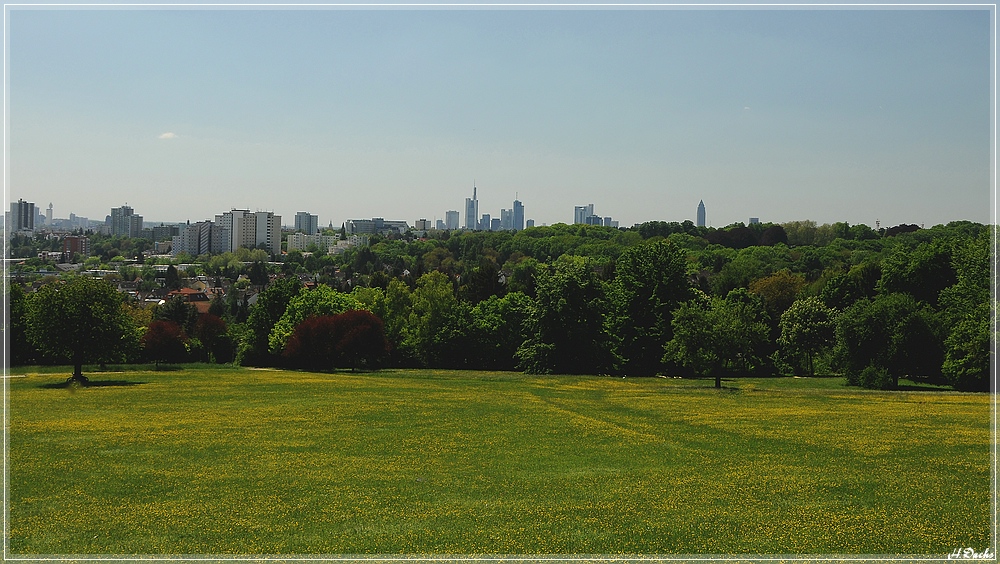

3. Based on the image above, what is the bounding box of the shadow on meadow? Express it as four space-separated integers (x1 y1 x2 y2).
39 379 147 389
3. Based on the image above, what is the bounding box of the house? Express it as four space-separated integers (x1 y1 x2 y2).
163 287 213 314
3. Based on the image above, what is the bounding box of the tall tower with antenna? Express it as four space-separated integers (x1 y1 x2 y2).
464 181 479 230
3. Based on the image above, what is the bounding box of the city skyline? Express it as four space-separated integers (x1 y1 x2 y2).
8 8 993 229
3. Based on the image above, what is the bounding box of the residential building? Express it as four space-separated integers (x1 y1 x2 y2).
255 212 281 255
9 199 35 232
445 210 460 230
62 235 90 262
214 209 281 255
171 221 229 257
152 224 181 242
286 232 340 253
111 205 143 238
697 200 706 228
465 184 479 230
294 212 319 235
750 217 760 225
345 218 409 236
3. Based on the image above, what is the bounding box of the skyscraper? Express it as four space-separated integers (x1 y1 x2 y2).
445 210 460 230
464 184 479 230
697 200 706 228
513 199 524 231
499 209 513 231
574 204 594 224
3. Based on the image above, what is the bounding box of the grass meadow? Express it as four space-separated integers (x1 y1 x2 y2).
6 366 993 556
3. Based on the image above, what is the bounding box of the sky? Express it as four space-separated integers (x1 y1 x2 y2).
6 6 994 230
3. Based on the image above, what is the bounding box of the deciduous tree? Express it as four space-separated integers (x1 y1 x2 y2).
26 277 139 383
611 240 691 376
517 256 618 375
778 297 838 376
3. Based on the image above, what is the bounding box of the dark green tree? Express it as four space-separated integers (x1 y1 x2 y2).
469 291 534 370
611 240 691 376
834 293 944 389
877 241 956 305
238 276 302 366
517 256 618 375
154 295 198 335
26 277 139 383
664 295 722 386
7 282 38 366
249 261 270 287
938 232 993 391
164 264 181 290
402 271 472 368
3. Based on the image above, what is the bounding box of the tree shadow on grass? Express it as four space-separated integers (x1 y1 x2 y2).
39 379 147 389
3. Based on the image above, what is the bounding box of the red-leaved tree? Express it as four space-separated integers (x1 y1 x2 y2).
284 311 389 371
333 310 390 370
142 320 188 367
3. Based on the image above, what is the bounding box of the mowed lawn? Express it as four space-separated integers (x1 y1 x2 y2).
7 366 992 556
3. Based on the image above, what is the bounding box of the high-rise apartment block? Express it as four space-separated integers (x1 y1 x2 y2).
152 224 181 242
9 199 36 232
286 232 340 253
214 209 281 255
111 205 143 238
294 212 319 235
172 221 230 257
345 217 409 236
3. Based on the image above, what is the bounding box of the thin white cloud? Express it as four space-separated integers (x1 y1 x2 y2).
158 132 177 139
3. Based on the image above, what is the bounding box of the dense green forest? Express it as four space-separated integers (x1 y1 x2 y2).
9 220 994 391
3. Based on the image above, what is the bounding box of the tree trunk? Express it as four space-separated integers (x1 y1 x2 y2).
70 353 88 384
715 375 721 388
71 363 88 384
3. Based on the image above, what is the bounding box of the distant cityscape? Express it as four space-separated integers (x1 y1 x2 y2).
5 188 726 261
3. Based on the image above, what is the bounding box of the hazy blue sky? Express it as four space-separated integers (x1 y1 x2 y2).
7 7 993 229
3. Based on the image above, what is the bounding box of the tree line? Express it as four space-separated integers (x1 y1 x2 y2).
7 220 993 391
